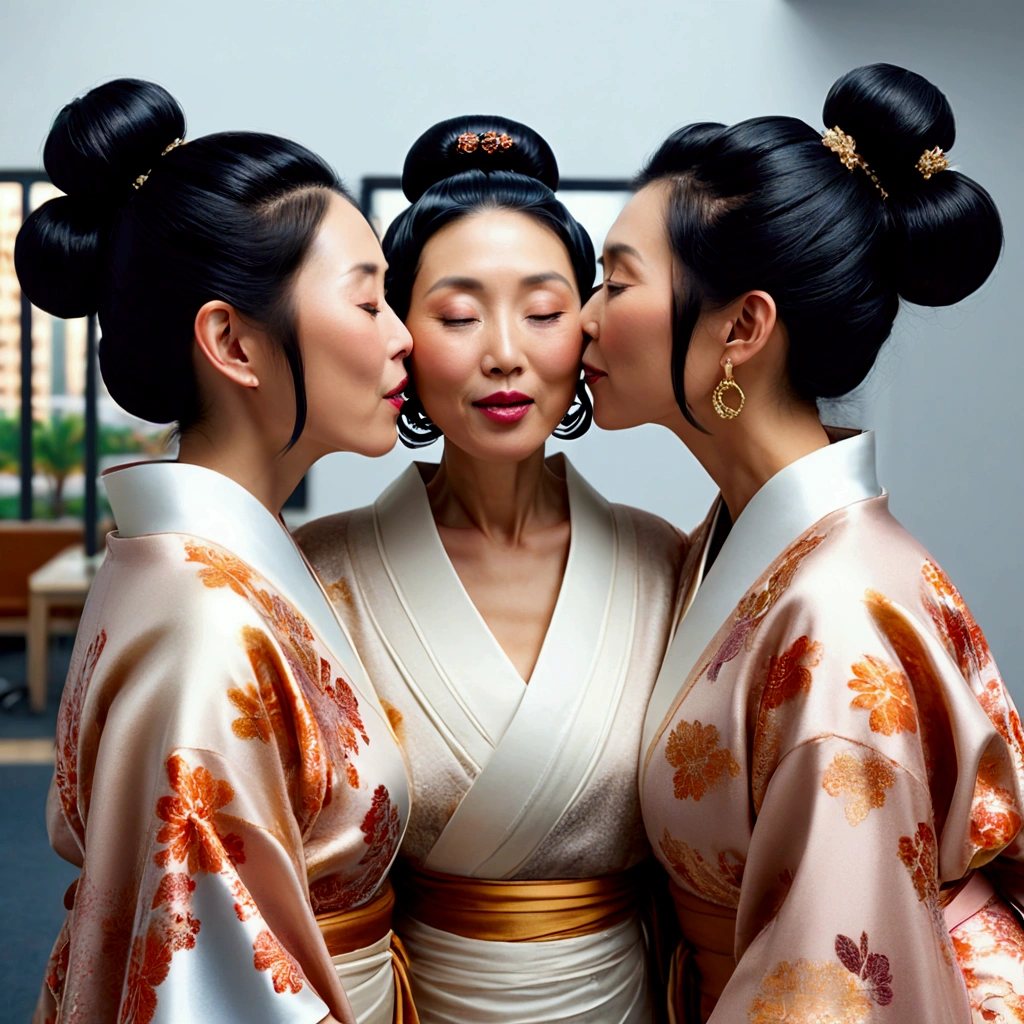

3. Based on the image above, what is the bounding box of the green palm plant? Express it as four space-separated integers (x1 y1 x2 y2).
33 413 85 518
0 415 19 474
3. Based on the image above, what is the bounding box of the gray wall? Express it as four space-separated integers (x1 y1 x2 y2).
3 0 1021 693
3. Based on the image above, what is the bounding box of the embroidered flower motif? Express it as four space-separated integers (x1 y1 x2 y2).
921 559 992 677
253 930 304 994
228 683 272 743
703 533 826 682
665 719 740 802
834 931 894 1006
658 829 744 908
55 629 107 840
154 754 245 874
748 958 873 1023
952 898 1024 1021
970 753 1023 852
751 635 822 813
760 635 822 712
822 750 897 827
977 678 1024 775
120 875 201 1024
309 784 401 912
848 655 918 736
232 877 259 922
185 542 254 597
897 820 952 962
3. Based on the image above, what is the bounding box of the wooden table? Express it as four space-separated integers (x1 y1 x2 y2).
27 545 102 712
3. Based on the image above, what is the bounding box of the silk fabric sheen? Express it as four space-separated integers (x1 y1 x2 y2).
297 455 686 1022
642 432 1024 1023
33 462 411 1024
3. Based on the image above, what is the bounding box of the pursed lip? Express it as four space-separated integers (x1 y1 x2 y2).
472 390 534 424
582 362 607 387
384 375 409 409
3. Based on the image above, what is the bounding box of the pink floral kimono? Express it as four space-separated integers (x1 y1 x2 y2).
641 429 1024 1023
33 461 411 1024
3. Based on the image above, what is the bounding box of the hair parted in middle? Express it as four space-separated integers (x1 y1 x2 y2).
382 114 596 448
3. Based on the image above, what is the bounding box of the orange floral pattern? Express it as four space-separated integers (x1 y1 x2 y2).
897 821 952 963
154 754 245 874
665 720 740 802
952 898 1024 1023
922 558 992 678
970 754 1023 853
848 655 918 736
310 784 401 913
748 930 893 1023
228 682 272 743
822 750 897 827
55 629 106 841
253 930 304 995
702 532 826 682
188 540 366 793
751 635 822 814
120 872 201 1024
658 829 744 907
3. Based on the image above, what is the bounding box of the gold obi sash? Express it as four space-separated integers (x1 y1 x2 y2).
394 864 643 943
316 879 419 1024
667 882 737 1024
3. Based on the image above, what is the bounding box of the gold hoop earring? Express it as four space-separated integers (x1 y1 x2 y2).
712 358 745 420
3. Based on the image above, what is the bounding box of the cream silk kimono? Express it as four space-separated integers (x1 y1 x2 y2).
641 430 1024 1023
296 454 686 1023
33 462 412 1024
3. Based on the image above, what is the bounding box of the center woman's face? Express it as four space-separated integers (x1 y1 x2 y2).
405 210 583 463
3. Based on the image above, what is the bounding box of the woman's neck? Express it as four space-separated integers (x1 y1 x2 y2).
673 400 831 522
425 442 569 544
176 422 311 518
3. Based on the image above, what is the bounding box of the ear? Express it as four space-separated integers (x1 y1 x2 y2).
719 290 777 369
193 300 262 389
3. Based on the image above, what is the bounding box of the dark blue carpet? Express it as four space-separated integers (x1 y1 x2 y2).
1 765 79 1023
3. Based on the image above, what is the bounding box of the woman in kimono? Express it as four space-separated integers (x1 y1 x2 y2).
296 116 686 1023
579 63 1020 1022
16 78 416 1024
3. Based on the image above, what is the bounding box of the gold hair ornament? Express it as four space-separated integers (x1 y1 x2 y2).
822 126 889 201
915 146 949 180
456 131 514 155
133 137 186 191
712 358 745 420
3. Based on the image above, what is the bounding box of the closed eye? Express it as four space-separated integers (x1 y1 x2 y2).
604 281 628 297
440 317 478 327
359 303 381 317
528 312 565 323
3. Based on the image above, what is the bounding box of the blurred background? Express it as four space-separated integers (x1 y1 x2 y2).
1 0 1021 1018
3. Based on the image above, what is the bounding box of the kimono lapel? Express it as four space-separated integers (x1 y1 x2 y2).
641 430 883 760
426 457 638 878
102 460 388 722
367 462 527 774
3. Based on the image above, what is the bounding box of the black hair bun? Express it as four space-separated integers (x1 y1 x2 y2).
824 63 1002 306
401 115 559 203
15 78 186 319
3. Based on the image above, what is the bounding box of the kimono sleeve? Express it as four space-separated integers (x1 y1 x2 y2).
41 592 351 1024
711 582 1012 1022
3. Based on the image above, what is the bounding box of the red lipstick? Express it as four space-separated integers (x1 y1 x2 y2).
384 375 409 410
472 390 534 424
582 362 607 387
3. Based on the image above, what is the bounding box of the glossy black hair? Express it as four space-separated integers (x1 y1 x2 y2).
382 115 596 448
15 78 353 445
635 63 1003 429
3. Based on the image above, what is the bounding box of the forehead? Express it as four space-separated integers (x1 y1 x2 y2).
312 192 382 265
605 182 670 256
420 209 574 276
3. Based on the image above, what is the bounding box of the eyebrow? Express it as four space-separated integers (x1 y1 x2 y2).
425 271 574 296
599 243 644 266
343 262 383 279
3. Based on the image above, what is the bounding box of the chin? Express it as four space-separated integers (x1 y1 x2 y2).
348 428 399 459
592 400 640 432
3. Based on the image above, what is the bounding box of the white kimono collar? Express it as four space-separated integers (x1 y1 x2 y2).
642 429 883 756
103 460 380 711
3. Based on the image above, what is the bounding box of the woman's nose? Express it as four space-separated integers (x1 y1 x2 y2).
481 320 523 376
